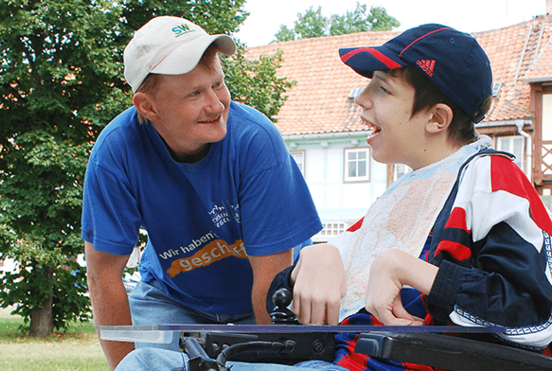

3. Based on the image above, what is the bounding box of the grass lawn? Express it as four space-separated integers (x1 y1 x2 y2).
0 306 110 371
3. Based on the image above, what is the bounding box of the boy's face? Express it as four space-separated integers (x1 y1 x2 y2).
354 70 430 169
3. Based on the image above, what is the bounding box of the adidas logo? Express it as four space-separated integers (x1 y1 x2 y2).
417 59 435 77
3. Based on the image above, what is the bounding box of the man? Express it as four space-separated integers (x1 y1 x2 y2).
82 16 321 370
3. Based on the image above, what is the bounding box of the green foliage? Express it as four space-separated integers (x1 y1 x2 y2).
117 0 248 37
365 5 400 31
330 4 400 35
274 24 296 42
293 6 328 39
0 125 93 331
224 43 296 120
274 2 400 42
0 260 90 332
329 3 371 35
1 0 295 335
0 0 119 333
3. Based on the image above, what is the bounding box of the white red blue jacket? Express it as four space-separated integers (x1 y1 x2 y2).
269 149 552 371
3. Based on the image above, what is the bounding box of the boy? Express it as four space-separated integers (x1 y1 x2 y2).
271 23 552 370
116 23 552 371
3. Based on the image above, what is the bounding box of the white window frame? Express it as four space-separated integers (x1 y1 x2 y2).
496 135 524 169
543 93 552 141
290 150 306 177
393 163 412 182
344 147 370 183
317 221 347 239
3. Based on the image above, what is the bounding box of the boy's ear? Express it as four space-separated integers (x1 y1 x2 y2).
426 103 453 134
133 92 159 121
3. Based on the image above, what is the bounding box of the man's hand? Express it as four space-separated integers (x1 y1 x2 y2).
85 241 134 370
365 248 438 326
290 244 346 325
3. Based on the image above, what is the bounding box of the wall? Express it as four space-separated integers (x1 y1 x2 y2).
286 134 388 242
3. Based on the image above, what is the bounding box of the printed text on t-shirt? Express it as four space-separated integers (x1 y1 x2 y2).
167 239 247 278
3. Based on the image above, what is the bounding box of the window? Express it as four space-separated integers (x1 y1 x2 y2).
541 94 552 176
543 94 552 141
317 221 347 238
497 136 524 169
290 150 305 176
393 164 412 181
348 87 363 99
344 147 370 182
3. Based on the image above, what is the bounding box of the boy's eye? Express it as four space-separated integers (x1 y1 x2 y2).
379 85 389 93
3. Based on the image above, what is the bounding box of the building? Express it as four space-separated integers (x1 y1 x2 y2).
246 10 552 241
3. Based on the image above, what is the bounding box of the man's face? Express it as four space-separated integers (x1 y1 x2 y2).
354 70 429 170
146 57 231 161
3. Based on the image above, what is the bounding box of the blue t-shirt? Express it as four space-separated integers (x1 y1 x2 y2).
81 102 322 314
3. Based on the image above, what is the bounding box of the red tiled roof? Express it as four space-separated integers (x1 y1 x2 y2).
246 15 552 136
524 29 552 81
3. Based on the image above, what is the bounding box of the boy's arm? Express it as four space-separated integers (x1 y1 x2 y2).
425 156 552 347
364 248 438 325
290 244 347 325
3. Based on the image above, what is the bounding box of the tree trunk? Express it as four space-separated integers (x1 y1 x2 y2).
29 265 54 338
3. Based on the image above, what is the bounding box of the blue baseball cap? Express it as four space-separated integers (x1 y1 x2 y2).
339 24 492 123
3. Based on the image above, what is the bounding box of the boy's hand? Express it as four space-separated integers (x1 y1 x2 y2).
365 249 438 326
290 243 346 325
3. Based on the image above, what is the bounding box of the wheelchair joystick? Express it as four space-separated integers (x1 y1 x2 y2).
270 288 301 325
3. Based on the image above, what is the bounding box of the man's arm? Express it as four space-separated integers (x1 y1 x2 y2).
248 248 293 324
85 241 134 370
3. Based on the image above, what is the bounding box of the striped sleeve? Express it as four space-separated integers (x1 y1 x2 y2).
428 155 552 350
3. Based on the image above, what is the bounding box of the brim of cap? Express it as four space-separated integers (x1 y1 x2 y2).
339 46 407 78
151 34 236 76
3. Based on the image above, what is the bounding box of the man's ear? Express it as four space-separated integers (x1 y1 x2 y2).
133 92 159 121
426 103 453 134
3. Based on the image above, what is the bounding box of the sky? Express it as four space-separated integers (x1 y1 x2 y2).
235 0 548 47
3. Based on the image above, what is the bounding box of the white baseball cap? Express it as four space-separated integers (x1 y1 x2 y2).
124 16 237 93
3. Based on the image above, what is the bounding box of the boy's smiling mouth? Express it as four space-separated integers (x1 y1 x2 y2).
366 125 381 139
361 117 381 140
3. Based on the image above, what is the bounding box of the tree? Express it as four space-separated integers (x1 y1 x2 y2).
293 6 328 39
274 2 400 42
0 0 125 338
365 5 400 31
275 6 328 42
225 44 295 120
274 24 296 42
330 4 400 35
0 0 294 337
329 3 371 35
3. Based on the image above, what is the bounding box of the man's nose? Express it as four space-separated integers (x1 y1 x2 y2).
204 89 225 113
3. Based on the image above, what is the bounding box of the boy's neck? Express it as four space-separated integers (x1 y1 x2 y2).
408 137 464 170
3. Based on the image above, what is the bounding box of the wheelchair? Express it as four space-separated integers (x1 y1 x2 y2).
179 288 552 371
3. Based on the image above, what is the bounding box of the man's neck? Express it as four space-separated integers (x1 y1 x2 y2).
159 134 211 164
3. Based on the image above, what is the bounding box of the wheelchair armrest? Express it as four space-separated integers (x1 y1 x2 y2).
355 332 552 371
